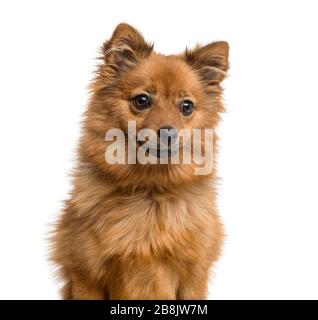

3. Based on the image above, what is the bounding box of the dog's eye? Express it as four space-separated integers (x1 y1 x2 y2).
133 94 151 110
180 100 194 116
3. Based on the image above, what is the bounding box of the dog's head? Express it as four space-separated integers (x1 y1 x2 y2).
81 23 229 188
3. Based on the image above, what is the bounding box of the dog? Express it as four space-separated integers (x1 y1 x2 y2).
50 23 229 299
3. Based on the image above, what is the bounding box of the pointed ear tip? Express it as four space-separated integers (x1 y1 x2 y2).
214 41 230 52
112 23 139 37
114 22 135 30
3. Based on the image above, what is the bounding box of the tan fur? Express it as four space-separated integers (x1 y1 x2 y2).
50 23 229 300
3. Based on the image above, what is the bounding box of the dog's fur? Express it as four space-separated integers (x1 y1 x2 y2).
50 23 229 299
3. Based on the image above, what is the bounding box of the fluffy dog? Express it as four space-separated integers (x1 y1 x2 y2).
51 23 229 299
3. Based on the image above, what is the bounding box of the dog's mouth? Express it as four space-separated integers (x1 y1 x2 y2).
137 140 179 158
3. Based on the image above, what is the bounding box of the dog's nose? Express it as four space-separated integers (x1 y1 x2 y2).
157 126 179 146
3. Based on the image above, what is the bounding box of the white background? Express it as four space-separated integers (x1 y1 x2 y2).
0 0 317 300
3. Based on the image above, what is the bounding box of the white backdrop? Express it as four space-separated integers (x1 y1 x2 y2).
0 0 317 299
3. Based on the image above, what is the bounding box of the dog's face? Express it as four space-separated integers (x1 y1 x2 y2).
82 24 229 188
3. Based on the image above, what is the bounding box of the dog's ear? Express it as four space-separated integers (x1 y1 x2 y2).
102 23 153 73
184 41 229 85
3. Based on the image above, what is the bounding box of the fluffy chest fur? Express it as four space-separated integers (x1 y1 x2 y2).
97 186 217 260
57 169 222 285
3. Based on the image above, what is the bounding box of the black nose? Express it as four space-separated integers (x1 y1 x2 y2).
157 126 179 146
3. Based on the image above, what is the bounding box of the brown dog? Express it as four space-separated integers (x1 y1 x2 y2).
50 23 229 299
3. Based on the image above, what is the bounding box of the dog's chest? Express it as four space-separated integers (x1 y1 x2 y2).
96 189 215 260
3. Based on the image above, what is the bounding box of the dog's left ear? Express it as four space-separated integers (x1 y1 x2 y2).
184 41 229 85
102 23 153 74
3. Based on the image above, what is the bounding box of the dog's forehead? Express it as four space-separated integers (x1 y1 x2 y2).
129 54 200 96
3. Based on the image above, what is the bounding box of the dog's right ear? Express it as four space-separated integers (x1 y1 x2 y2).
101 23 153 73
184 41 229 85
